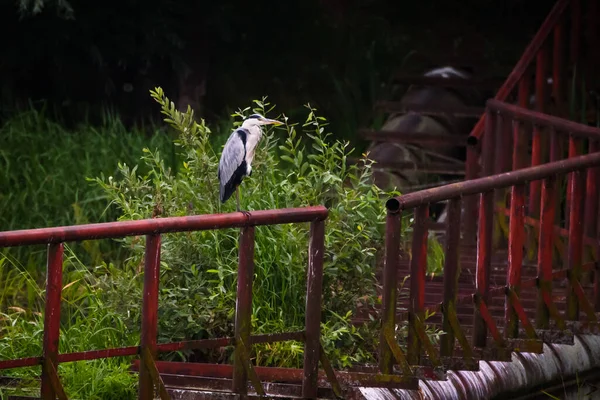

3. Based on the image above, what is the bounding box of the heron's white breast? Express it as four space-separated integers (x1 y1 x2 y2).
244 127 262 173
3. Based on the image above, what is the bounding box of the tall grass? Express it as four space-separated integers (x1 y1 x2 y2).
0 108 174 298
0 246 138 399
0 108 174 230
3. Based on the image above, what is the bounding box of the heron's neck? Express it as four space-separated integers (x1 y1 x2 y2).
247 125 263 141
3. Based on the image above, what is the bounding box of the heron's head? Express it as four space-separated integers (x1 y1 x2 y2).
241 113 284 129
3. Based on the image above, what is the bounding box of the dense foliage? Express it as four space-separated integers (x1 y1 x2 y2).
94 89 403 367
0 91 445 397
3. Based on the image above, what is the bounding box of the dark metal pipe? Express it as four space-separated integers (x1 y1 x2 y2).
0 206 328 247
386 151 600 212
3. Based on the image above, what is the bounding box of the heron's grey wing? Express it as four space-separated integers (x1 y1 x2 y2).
218 129 247 202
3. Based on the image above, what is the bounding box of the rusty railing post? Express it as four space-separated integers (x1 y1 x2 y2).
233 226 256 398
567 136 586 321
513 78 530 171
570 0 581 67
529 45 548 217
303 219 325 399
537 176 557 329
139 234 162 400
493 114 510 249
441 198 461 357
537 128 561 328
464 144 480 243
379 210 402 373
41 243 64 400
584 140 599 241
552 17 565 115
473 109 496 348
408 205 428 365
596 203 600 311
506 179 525 339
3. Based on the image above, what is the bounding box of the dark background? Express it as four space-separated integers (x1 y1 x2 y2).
0 0 556 134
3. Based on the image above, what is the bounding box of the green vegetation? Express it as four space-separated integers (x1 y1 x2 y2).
0 90 444 397
93 89 402 368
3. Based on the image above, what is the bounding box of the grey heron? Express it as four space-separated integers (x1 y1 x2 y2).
218 113 283 212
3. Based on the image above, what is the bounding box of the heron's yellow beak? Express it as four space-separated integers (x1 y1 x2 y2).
263 118 284 126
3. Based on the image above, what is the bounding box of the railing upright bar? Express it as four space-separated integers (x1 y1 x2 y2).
441 198 461 357
513 78 531 170
506 183 526 338
530 45 549 217
379 211 402 373
41 243 65 400
493 114 509 249
570 0 582 66
553 17 565 114
584 140 599 239
408 205 428 365
467 0 570 142
537 171 558 329
464 143 480 243
567 135 586 321
596 202 600 311
139 234 162 400
473 109 496 348
303 219 326 398
233 226 256 398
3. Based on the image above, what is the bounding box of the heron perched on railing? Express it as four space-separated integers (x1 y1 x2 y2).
218 113 283 212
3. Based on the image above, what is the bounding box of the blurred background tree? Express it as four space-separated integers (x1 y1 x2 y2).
1 0 554 136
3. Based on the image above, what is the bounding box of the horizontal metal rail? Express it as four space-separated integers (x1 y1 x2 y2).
469 99 600 144
375 101 485 118
391 75 505 90
0 206 328 247
0 206 334 400
0 332 306 369
386 151 600 212
359 129 470 147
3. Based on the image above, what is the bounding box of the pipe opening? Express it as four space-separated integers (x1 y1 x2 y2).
385 198 401 213
467 135 479 146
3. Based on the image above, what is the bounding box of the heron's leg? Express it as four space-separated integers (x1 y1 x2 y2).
236 187 241 212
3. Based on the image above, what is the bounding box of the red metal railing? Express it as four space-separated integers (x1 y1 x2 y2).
0 207 332 399
380 150 600 370
484 99 600 244
379 99 600 370
463 0 599 241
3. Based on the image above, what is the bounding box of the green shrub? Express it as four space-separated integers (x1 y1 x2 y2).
93 88 406 368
